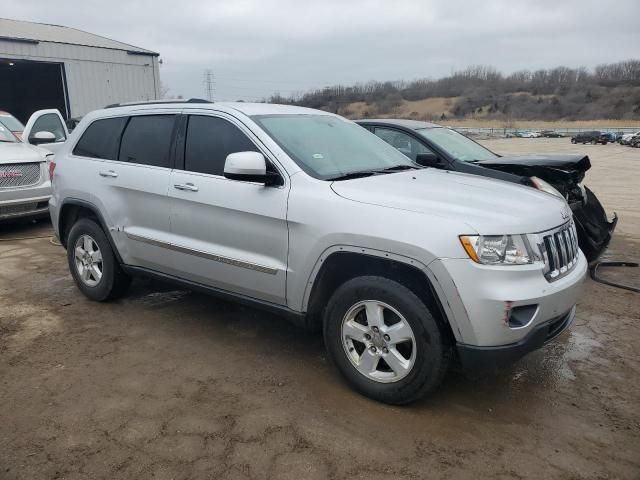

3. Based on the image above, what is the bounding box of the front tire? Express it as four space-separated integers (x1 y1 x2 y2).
67 218 131 301
323 276 451 405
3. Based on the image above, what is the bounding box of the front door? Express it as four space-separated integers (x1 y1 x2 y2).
22 109 69 153
168 113 289 304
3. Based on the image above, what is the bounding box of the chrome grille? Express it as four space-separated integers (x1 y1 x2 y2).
537 222 580 281
0 163 42 188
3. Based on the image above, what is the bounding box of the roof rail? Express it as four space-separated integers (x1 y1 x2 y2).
104 98 212 108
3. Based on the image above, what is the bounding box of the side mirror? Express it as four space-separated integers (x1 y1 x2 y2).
30 131 57 145
224 151 281 185
416 152 446 168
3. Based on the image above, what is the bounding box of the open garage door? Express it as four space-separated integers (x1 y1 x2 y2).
0 59 69 124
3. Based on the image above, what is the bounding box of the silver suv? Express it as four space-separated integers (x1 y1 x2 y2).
49 101 586 404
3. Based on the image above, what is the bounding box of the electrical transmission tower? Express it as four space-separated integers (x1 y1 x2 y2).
203 69 215 101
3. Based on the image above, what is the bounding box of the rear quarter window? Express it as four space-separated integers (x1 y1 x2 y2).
73 117 128 160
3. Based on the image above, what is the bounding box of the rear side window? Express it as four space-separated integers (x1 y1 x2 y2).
119 115 176 167
185 115 258 176
73 117 127 159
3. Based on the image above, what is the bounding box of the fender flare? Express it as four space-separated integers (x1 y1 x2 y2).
58 198 124 264
300 244 465 341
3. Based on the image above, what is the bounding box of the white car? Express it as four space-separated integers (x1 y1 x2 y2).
0 109 68 221
520 131 542 138
620 131 640 145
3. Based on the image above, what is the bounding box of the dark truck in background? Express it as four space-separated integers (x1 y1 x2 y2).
357 119 617 264
570 131 609 145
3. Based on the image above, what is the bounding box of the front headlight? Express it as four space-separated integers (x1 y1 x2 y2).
531 176 564 199
459 234 533 265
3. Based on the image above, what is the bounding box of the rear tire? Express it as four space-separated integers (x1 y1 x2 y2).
323 276 451 405
67 218 131 301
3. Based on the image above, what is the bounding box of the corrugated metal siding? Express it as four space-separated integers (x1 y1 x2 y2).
0 39 160 117
0 18 157 54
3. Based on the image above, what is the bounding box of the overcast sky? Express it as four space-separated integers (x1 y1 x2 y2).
3 0 640 101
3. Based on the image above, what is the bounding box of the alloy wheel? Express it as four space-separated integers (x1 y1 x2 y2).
341 300 417 383
74 234 103 287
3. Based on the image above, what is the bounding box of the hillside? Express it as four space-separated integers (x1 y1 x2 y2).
268 61 640 123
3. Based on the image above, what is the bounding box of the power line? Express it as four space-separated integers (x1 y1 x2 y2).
203 69 215 101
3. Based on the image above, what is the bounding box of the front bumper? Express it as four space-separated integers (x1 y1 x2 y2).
457 305 575 373
429 250 587 349
0 194 51 221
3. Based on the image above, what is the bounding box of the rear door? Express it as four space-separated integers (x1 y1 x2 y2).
22 109 69 153
167 112 289 304
71 112 176 271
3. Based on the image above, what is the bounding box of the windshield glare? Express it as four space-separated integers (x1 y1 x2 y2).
252 114 415 179
417 127 497 162
0 123 17 143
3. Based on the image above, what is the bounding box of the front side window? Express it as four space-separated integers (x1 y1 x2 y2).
30 113 67 142
252 115 414 179
73 117 128 160
374 127 433 161
119 115 176 167
416 127 498 162
185 116 258 176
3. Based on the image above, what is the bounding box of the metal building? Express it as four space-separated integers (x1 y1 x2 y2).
0 18 160 123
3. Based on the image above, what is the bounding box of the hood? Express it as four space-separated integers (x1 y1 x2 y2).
331 169 570 235
0 142 48 164
476 155 591 184
476 154 590 184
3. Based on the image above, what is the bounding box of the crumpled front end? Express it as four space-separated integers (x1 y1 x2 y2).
572 186 617 264
476 154 616 263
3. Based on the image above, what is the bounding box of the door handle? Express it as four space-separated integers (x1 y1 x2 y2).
174 183 199 192
99 170 118 178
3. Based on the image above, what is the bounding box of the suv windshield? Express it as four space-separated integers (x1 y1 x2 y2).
253 114 415 179
0 114 24 132
417 127 498 162
0 123 18 143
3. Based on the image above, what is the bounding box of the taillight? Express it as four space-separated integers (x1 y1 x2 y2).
48 158 56 181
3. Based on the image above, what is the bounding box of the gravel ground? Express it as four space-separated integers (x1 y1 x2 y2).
1 138 638 479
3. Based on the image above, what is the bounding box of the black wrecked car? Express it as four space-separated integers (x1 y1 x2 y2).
357 119 617 263
570 131 609 145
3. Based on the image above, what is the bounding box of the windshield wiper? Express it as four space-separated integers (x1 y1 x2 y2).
327 171 378 181
378 164 421 172
328 165 420 181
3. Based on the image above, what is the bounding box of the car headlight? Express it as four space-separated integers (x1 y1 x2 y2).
459 234 533 265
530 176 564 199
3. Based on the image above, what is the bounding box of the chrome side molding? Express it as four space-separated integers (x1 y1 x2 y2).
124 231 278 275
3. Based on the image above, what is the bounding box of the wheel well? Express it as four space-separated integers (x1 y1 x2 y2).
306 252 455 342
58 204 99 248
